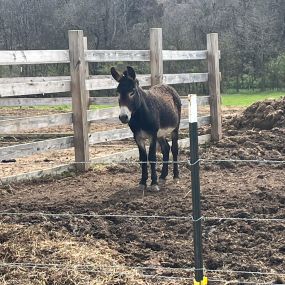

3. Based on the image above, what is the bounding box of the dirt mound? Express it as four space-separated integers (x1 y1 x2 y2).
203 97 285 167
232 97 285 130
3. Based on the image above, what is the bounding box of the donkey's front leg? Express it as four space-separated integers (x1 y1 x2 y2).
149 135 159 191
135 135 148 190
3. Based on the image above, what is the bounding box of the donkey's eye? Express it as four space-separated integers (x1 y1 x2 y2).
129 91 135 97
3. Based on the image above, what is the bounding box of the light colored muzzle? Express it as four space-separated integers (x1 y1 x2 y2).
119 106 131 124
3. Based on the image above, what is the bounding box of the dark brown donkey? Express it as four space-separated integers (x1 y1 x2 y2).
111 66 181 191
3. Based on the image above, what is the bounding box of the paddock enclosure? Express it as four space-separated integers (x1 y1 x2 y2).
0 29 284 284
0 28 221 182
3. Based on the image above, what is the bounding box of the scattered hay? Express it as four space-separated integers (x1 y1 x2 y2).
0 222 145 285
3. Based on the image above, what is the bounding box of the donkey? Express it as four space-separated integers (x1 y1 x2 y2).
111 66 181 191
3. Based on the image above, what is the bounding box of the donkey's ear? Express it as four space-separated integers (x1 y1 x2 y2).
111 67 123 82
126 66 136 80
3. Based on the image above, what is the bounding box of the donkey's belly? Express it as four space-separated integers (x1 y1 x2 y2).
157 127 175 138
137 127 174 140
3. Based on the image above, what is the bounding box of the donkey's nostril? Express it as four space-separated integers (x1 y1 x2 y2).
119 114 128 123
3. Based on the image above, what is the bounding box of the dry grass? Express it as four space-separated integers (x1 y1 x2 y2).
0 222 145 285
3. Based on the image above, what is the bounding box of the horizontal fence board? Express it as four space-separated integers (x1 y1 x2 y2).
0 115 210 160
164 73 208 84
180 116 211 129
86 74 151 91
0 136 74 160
0 76 70 84
181 96 210 107
163 50 207 60
0 97 72 107
196 96 210 106
89 128 133 145
0 116 19 120
0 163 76 184
85 50 220 62
0 133 71 139
90 97 117 105
86 75 117 91
178 134 211 148
89 116 210 144
92 96 210 107
0 134 211 183
87 101 209 122
0 80 71 97
0 113 73 134
0 95 209 108
0 74 96 85
86 73 208 91
0 49 220 66
87 107 119 122
85 50 150 62
0 50 70 65
0 73 209 96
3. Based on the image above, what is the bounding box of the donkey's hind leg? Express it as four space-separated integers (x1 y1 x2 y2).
149 136 160 191
158 137 170 182
171 128 179 179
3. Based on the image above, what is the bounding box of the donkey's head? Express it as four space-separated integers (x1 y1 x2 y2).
111 66 141 124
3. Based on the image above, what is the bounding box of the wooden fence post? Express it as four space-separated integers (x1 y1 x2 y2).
83 36 90 109
83 36 92 136
69 30 90 171
207 33 222 141
150 28 163 86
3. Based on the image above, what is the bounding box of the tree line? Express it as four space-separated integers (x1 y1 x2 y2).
0 0 284 93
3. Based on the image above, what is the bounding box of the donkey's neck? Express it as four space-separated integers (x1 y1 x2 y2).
129 86 158 132
136 86 149 113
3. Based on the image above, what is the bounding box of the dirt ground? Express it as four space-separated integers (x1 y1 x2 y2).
0 100 284 284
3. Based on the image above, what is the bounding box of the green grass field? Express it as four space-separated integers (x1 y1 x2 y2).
222 91 285 107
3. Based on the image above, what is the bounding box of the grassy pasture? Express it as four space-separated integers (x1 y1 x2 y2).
222 91 285 107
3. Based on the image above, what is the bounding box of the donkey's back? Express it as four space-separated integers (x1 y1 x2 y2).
145 84 181 131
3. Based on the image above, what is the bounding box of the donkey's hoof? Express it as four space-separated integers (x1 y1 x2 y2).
138 184 147 191
150 184 160 191
173 178 180 184
159 178 166 185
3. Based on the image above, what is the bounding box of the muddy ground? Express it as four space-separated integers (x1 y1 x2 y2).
0 100 284 284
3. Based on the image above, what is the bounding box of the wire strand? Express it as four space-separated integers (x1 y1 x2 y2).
1 158 285 166
204 268 284 276
0 211 284 223
0 262 284 279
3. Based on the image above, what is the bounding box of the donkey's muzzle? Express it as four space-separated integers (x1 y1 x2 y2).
119 114 129 124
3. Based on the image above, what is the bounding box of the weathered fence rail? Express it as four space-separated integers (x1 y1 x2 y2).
0 115 211 160
0 96 210 134
0 73 209 97
0 95 210 107
0 28 221 181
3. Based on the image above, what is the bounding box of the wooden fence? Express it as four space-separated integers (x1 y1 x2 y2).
0 28 221 181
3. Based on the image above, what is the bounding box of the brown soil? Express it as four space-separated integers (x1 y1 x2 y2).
232 97 285 130
0 103 284 284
